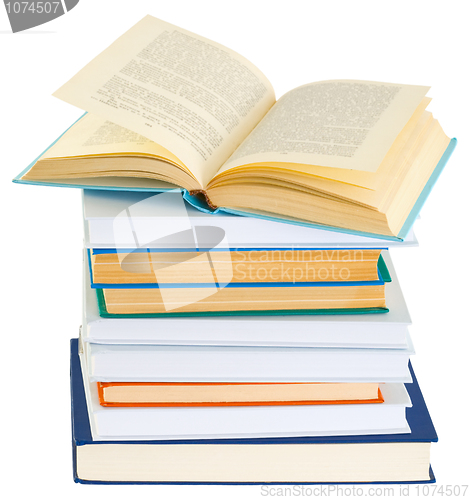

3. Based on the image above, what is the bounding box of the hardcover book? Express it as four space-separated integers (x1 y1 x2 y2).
96 381 384 407
83 336 414 383
89 248 386 286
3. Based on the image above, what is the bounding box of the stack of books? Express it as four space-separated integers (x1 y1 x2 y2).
13 15 455 484
70 189 432 484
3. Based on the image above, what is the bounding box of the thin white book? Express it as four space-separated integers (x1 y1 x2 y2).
84 333 414 384
82 250 411 349
82 189 418 249
79 349 411 441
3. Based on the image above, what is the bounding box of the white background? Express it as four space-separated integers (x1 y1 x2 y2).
1 0 469 497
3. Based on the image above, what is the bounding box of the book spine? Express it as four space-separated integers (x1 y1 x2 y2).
189 190 218 210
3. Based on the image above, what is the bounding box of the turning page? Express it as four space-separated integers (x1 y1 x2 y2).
53 15 275 188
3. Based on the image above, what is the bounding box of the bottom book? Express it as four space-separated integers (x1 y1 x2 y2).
70 339 437 484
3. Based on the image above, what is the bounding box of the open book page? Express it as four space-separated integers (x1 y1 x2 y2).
233 96 433 190
215 80 430 177
211 97 432 192
40 113 187 170
53 15 275 188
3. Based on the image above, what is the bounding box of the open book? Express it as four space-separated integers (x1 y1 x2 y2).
15 15 455 239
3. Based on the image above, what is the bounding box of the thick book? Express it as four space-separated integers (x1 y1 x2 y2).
96 381 384 407
70 339 437 484
14 16 456 240
96 281 388 315
82 250 411 348
89 248 386 286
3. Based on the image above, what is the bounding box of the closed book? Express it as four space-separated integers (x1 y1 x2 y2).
89 248 386 286
84 336 414 384
96 381 384 407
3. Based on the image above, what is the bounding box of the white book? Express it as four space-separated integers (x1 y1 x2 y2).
82 250 411 349
82 189 418 249
79 349 411 441
84 334 414 384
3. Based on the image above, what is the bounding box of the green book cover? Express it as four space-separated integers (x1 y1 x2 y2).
95 288 389 318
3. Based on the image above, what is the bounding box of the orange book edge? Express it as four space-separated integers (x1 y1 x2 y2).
97 382 385 407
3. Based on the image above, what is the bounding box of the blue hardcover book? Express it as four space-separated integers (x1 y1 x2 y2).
87 248 391 289
71 339 437 484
